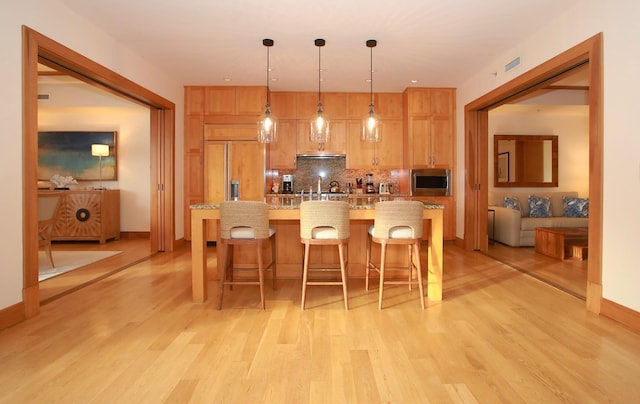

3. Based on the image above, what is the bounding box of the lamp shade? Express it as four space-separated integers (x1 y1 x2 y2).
91 144 109 157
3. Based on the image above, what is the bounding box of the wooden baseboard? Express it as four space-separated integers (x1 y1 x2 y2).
600 298 640 334
120 231 151 239
172 238 186 251
0 302 25 331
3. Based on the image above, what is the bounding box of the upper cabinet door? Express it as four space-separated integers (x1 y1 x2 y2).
346 120 375 168
204 87 236 115
235 86 266 115
347 119 403 169
403 88 455 168
203 86 265 115
376 120 403 168
268 120 297 169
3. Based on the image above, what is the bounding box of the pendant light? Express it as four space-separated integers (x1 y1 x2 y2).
258 38 277 143
362 39 381 142
310 38 330 150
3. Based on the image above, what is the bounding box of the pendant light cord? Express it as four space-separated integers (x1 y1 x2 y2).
318 45 321 105
263 38 274 108
366 39 377 109
266 44 271 106
369 44 373 107
315 39 325 108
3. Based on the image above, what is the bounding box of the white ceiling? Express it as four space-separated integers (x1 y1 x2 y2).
57 0 584 93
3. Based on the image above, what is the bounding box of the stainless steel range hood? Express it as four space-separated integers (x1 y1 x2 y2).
296 153 346 159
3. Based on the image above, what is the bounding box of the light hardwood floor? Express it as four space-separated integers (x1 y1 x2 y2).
39 238 153 303
2 243 639 403
485 242 587 299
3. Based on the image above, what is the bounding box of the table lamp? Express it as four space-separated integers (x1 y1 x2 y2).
91 143 109 189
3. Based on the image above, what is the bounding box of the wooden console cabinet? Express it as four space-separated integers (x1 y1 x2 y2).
41 189 121 244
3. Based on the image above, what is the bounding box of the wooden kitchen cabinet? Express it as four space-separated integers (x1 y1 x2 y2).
184 86 456 241
377 120 404 168
203 86 265 116
268 119 297 169
403 88 455 168
296 119 346 155
347 93 370 119
411 195 455 241
406 116 454 168
204 141 265 241
346 119 403 169
375 93 403 119
346 120 375 167
184 85 266 240
270 92 297 118
46 189 120 244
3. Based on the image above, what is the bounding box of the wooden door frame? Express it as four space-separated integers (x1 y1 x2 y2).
22 26 176 319
463 33 603 313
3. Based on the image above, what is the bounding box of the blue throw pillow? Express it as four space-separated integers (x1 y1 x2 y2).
504 196 521 211
529 195 552 218
563 197 589 217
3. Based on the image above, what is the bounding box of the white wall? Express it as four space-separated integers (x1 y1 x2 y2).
488 107 590 197
0 0 184 309
456 0 640 311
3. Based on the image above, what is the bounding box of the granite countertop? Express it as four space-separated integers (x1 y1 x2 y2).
191 198 444 210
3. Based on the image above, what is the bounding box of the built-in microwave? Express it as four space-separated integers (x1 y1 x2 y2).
410 168 452 196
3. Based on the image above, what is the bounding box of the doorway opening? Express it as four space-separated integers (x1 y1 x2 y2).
463 33 603 312
23 26 176 318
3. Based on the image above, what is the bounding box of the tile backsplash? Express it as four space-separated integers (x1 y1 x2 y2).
268 156 400 194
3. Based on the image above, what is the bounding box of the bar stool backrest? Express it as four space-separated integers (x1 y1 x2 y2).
220 201 270 239
372 200 424 239
300 200 350 240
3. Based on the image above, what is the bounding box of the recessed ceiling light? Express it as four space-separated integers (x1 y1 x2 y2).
223 77 232 82
411 79 419 83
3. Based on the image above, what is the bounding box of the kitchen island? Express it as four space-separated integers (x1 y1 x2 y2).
190 199 444 304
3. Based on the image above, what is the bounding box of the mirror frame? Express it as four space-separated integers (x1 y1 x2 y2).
493 134 558 187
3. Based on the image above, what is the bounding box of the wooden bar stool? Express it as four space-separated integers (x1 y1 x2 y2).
218 201 276 310
299 200 350 310
365 200 425 310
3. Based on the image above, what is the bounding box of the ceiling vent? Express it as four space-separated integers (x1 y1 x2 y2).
504 57 521 72
38 93 50 100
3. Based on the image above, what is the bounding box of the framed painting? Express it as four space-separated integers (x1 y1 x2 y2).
497 151 510 183
38 131 118 181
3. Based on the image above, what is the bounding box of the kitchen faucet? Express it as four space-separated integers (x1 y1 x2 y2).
317 176 322 197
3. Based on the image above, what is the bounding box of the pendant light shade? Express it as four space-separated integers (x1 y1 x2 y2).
362 39 381 142
258 38 277 143
310 38 330 150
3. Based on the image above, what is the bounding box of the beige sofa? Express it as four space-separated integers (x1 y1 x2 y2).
489 191 589 247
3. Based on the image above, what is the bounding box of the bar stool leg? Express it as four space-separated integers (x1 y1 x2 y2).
301 242 311 311
378 242 387 310
408 245 413 291
338 241 349 310
414 242 425 309
365 234 372 291
218 241 229 310
271 235 277 290
257 240 266 310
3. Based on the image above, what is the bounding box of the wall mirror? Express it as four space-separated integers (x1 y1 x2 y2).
494 134 558 187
